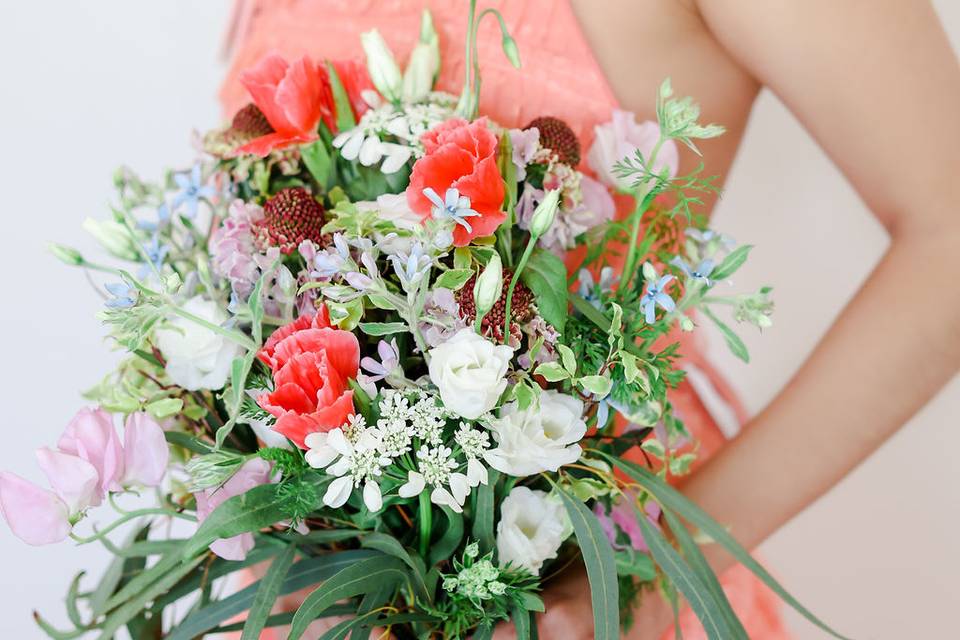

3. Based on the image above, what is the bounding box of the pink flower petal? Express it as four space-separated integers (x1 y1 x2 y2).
122 412 169 488
0 472 71 546
35 448 100 512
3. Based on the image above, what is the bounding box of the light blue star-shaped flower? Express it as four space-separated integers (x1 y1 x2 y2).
423 187 479 233
641 274 676 324
671 256 715 286
172 164 216 218
104 282 137 308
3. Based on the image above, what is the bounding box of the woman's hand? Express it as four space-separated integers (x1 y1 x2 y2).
491 562 673 640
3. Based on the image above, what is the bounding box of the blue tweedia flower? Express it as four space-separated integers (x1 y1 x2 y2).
640 273 676 324
389 242 431 290
104 282 137 309
137 203 171 233
172 164 216 218
137 235 171 279
686 228 734 250
422 187 479 233
577 267 617 309
671 256 715 286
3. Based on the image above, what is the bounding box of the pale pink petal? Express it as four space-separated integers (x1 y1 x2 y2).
0 472 71 546
210 533 255 561
59 407 125 494
122 413 170 488
35 448 100 512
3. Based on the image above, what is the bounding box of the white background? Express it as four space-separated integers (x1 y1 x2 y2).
0 1 957 638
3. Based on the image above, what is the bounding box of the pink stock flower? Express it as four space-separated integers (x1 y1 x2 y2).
0 409 169 546
595 497 662 552
193 458 275 561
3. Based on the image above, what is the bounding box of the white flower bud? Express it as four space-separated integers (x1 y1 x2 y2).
361 30 403 103
82 217 139 261
48 243 84 266
474 253 503 317
529 189 560 237
402 10 440 103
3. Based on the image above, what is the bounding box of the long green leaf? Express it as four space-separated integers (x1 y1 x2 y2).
241 543 299 640
360 532 431 603
555 488 619 640
182 483 288 558
709 245 752 281
429 507 464 566
511 605 532 640
472 470 499 553
167 550 379 640
288 555 408 640
633 505 731 639
95 555 205 640
601 453 851 639
702 307 749 363
662 509 747 638
520 248 569 334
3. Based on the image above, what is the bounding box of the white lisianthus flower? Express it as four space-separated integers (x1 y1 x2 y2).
496 487 569 574
427 329 513 419
587 110 679 192
484 390 586 477
154 296 242 391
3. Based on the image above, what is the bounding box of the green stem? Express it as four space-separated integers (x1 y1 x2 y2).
169 305 257 351
457 0 478 117
502 234 538 343
418 492 432 559
70 508 195 545
620 136 667 293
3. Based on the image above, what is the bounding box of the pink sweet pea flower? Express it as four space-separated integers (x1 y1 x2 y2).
122 412 169 488
194 458 275 561
0 472 72 545
587 110 679 192
35 448 100 514
57 407 125 496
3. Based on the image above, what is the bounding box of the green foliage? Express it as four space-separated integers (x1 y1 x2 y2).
519 248 568 334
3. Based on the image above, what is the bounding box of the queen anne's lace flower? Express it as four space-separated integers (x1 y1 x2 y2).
304 427 390 512
398 445 473 513
454 423 491 486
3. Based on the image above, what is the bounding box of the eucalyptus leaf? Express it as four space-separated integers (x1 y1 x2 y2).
471 469 499 553
358 321 408 336
555 488 619 640
182 483 289 559
241 543 299 640
520 248 568 334
434 268 474 291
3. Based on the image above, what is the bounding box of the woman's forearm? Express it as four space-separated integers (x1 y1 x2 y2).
680 228 960 571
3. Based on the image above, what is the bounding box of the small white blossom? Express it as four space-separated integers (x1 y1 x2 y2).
455 423 491 486
304 427 391 512
398 445 473 513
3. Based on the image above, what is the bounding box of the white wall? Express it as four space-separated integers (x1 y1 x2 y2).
0 2 955 638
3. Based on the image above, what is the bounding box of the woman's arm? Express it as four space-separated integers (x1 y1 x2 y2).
685 0 960 569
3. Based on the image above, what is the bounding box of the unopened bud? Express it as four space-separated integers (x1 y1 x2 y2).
49 243 84 266
82 217 139 261
185 452 247 492
502 35 521 69
474 252 503 317
361 30 403 103
529 189 560 237
402 10 440 103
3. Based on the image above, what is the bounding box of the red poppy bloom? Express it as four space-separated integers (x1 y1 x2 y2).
235 53 376 158
406 118 506 247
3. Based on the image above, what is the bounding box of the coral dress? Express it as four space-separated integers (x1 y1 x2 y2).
221 1 792 638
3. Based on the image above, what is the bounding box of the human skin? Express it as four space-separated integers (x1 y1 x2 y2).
494 0 960 638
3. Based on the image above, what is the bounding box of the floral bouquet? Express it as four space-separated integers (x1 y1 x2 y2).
2 6 844 640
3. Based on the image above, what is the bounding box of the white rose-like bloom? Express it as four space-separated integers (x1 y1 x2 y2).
496 486 569 574
587 110 679 192
155 296 242 391
484 390 586 477
427 329 513 419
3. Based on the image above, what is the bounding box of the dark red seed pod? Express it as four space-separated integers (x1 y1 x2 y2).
524 116 581 166
230 103 274 138
254 187 327 254
456 269 535 342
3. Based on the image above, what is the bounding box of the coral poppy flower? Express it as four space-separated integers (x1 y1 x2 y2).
236 53 334 157
256 308 359 449
407 118 506 246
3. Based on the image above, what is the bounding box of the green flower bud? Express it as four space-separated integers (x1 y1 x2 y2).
361 29 403 103
82 217 140 261
473 252 503 317
185 451 247 492
642 261 657 283
529 189 560 238
464 541 480 558
48 243 84 266
679 315 695 332
502 35 521 69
